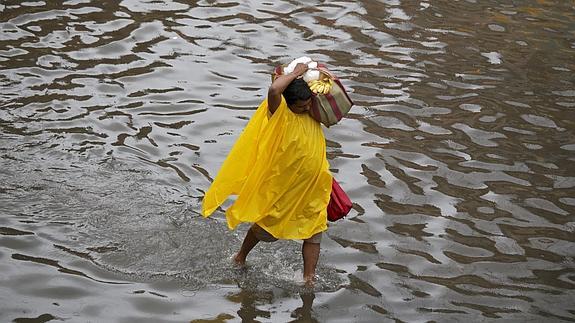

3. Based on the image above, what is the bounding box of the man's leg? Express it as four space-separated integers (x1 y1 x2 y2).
234 227 259 266
302 241 320 284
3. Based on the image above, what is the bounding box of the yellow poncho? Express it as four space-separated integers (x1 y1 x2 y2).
202 96 332 239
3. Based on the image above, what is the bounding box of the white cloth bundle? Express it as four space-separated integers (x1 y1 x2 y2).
283 56 320 82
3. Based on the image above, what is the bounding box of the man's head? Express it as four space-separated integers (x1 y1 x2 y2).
283 78 312 114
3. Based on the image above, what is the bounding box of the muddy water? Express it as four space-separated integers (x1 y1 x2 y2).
1 0 574 322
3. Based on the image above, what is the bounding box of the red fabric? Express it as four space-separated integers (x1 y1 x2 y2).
327 179 352 222
325 93 343 120
310 97 321 121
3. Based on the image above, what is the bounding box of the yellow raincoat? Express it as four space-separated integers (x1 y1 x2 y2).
202 96 332 239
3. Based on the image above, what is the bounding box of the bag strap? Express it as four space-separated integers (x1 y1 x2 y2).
316 64 337 80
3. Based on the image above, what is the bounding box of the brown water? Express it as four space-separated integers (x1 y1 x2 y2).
1 0 574 322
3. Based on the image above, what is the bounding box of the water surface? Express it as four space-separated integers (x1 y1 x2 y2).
1 0 574 322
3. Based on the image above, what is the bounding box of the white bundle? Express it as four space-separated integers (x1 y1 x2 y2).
283 56 321 82
303 61 320 82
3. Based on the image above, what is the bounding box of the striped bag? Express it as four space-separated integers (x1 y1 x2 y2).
308 67 354 127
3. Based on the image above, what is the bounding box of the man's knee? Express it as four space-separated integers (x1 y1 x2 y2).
303 231 322 244
250 223 278 242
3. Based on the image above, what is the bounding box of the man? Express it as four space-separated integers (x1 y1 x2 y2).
202 63 332 285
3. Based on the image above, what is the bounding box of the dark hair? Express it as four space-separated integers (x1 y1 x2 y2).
283 78 312 105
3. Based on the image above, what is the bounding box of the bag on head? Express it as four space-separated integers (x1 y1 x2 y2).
272 63 354 127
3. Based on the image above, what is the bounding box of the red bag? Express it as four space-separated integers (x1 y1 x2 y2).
327 179 352 222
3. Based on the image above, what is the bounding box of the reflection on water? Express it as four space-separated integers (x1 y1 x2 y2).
1 0 574 321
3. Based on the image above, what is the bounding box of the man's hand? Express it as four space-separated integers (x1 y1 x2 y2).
292 63 309 77
268 63 310 115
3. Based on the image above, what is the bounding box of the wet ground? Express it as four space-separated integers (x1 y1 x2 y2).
1 0 574 322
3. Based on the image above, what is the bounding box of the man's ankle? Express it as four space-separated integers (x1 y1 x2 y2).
233 252 246 266
304 274 315 287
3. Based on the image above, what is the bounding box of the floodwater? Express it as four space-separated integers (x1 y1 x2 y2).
1 0 574 322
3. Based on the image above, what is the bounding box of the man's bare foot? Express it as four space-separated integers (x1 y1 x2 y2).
233 253 246 267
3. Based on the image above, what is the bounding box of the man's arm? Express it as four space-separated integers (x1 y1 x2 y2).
268 63 308 114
